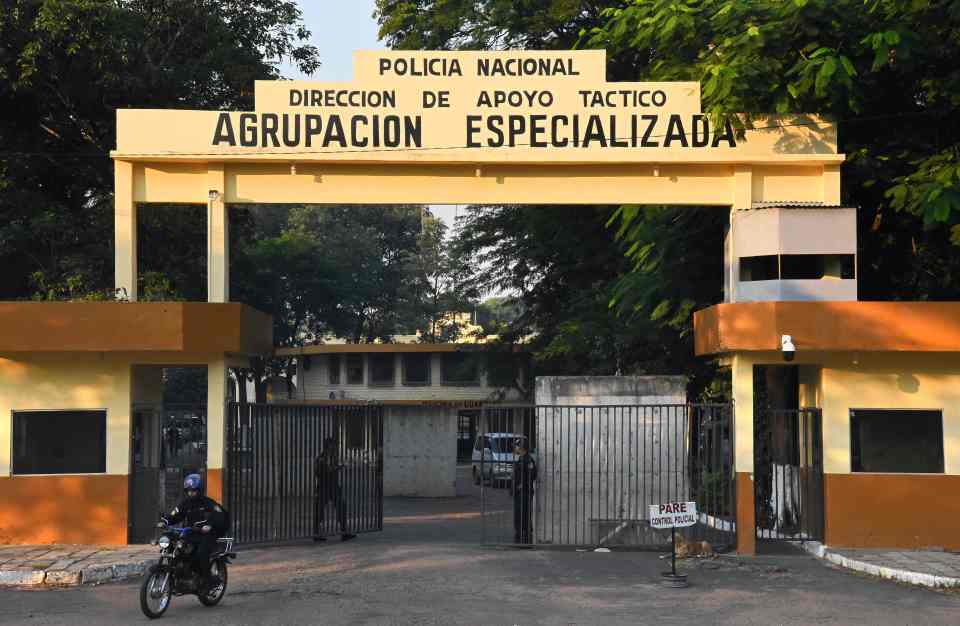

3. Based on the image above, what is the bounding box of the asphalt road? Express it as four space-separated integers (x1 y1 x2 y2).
2 468 957 625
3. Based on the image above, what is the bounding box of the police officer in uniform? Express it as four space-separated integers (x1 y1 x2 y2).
512 438 537 544
313 436 356 542
162 474 229 589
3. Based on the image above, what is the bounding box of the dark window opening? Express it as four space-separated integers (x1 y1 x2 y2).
346 354 364 385
328 355 341 385
441 353 480 385
739 255 779 281
13 410 107 475
781 254 855 280
369 353 395 386
402 353 431 385
851 409 943 473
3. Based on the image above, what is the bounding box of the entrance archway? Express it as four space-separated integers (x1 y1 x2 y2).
113 50 843 554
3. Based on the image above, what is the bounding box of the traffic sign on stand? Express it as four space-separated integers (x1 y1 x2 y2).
649 501 698 588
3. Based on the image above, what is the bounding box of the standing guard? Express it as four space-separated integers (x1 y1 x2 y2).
512 437 537 544
313 435 356 542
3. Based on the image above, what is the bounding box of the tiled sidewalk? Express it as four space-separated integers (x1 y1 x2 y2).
806 544 960 588
0 544 155 587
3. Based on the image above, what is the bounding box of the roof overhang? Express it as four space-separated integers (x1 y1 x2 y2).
694 301 960 355
276 343 525 357
0 302 272 355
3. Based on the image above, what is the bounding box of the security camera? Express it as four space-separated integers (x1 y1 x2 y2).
781 335 796 362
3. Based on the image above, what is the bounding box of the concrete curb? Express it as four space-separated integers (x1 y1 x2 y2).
801 542 960 589
0 558 152 588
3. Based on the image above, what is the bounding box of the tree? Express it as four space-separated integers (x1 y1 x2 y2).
587 0 960 301
399 209 478 342
0 0 320 300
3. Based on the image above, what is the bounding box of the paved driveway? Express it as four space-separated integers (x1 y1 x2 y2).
1 467 957 625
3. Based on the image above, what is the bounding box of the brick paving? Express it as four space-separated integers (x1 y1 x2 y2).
0 545 155 587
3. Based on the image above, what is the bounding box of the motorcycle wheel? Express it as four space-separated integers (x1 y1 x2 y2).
198 559 228 607
140 570 172 619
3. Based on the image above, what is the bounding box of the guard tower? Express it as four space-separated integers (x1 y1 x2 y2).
724 202 857 303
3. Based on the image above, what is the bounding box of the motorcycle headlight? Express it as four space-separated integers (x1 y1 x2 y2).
176 540 185 550
158 536 171 549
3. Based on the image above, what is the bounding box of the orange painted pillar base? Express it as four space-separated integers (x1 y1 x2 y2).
736 472 756 555
207 468 224 504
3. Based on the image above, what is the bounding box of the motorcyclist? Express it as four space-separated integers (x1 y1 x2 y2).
161 474 229 590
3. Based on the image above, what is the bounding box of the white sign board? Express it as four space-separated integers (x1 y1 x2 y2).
649 502 698 529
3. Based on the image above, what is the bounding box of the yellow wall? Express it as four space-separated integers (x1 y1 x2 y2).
731 351 960 476
0 352 228 477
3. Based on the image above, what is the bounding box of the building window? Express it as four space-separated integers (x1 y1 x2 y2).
781 254 855 280
850 409 944 473
402 353 431 386
369 353 395 386
328 354 341 384
740 254 856 282
441 353 480 385
739 255 779 281
13 410 107 475
346 354 364 385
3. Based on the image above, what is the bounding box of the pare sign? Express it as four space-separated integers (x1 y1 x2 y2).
648 502 698 529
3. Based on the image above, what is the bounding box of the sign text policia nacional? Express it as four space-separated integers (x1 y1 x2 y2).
208 50 736 153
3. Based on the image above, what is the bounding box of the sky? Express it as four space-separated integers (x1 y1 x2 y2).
278 1 462 232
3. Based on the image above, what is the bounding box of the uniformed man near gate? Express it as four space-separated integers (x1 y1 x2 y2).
313 435 356 542
512 438 537 544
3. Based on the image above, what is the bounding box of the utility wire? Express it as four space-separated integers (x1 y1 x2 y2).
0 110 941 159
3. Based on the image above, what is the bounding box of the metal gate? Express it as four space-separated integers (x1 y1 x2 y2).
225 403 384 545
129 404 207 543
754 408 824 542
478 404 735 550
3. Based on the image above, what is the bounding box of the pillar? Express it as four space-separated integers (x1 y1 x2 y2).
207 163 228 303
729 165 752 304
206 358 227 502
732 353 756 555
114 160 137 301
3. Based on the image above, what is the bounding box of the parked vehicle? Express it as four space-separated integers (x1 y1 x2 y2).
139 520 236 619
472 433 526 487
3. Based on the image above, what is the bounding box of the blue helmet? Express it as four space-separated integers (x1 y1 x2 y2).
183 473 203 495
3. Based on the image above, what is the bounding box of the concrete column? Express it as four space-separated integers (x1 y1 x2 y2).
207 358 227 502
207 164 228 303
730 166 752 303
114 160 137 301
732 353 756 555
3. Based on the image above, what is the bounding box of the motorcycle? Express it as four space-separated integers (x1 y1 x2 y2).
139 520 237 619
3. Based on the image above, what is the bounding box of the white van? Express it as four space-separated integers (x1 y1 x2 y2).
471 433 526 486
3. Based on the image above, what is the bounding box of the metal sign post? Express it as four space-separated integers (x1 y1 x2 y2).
650 501 698 588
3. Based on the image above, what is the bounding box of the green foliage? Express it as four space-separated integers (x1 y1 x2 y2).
399 210 479 342
586 0 960 260
0 0 321 299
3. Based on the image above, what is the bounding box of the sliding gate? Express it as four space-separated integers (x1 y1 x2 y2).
225 403 384 544
479 404 736 551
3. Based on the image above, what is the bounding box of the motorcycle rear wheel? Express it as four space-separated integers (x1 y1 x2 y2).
198 560 228 607
140 571 172 619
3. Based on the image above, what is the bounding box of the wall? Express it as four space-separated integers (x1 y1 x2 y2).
534 375 686 406
736 279 857 303
382 406 457 497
